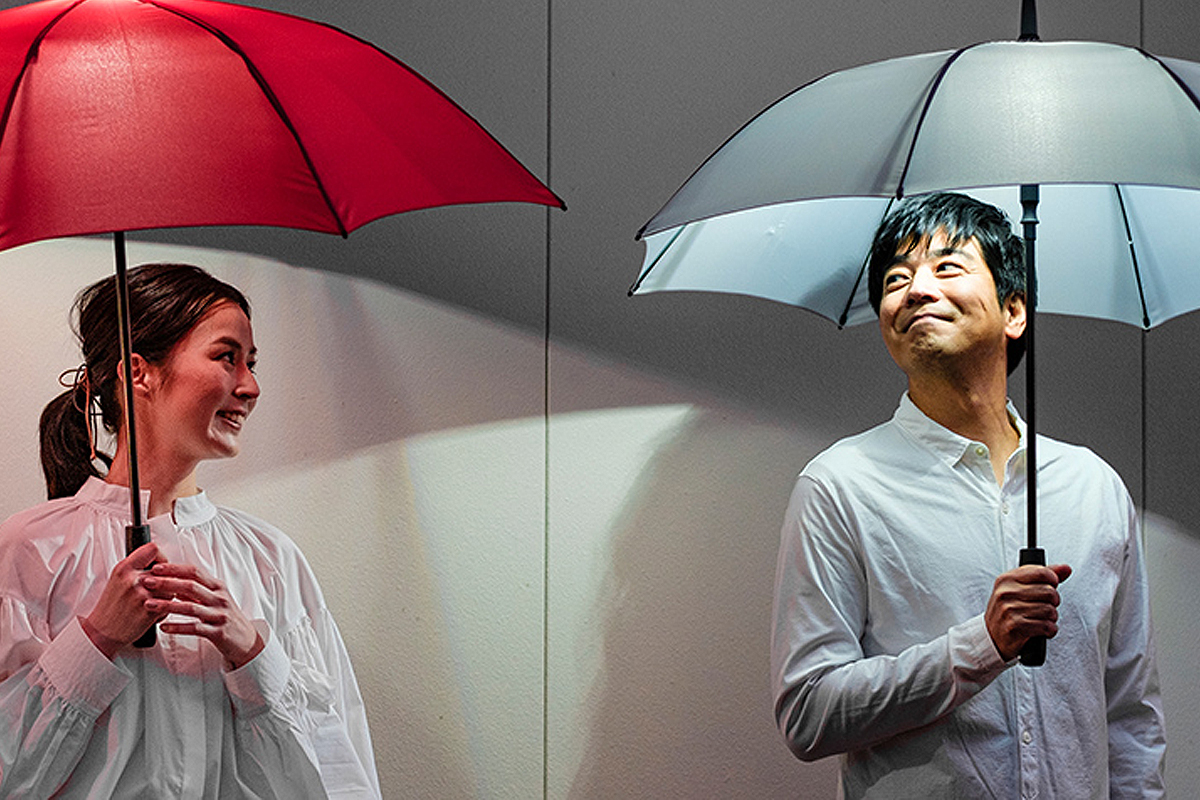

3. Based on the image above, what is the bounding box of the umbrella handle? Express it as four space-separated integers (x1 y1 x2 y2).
126 524 157 648
1018 546 1046 666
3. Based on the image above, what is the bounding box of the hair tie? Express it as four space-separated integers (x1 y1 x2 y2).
58 364 87 390
57 365 98 462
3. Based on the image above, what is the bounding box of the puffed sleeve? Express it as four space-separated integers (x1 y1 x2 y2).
223 584 380 798
0 604 130 797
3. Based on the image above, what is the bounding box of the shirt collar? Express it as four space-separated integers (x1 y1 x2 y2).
78 476 217 527
892 392 1027 470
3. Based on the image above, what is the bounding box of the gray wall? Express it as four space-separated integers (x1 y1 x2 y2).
3 0 1198 797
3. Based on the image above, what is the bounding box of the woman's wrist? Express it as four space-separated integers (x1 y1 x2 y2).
79 615 124 660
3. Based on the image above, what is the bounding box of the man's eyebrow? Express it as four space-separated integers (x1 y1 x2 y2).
888 246 967 266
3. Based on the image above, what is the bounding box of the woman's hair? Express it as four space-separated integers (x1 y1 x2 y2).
39 263 251 500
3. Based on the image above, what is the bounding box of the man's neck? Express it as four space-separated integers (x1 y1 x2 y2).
907 367 1019 484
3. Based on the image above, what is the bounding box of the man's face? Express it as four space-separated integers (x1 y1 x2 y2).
877 229 1025 378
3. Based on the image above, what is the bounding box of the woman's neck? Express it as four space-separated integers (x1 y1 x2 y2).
106 440 199 519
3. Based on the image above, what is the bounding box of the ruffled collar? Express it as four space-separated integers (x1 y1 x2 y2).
77 476 217 527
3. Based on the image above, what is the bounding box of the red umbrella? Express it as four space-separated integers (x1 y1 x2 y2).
0 0 564 644
0 0 563 245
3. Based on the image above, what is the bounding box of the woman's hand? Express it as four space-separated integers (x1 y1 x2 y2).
82 542 168 659
142 562 265 670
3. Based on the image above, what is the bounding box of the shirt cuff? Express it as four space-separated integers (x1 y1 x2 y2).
39 617 131 713
224 620 290 718
948 613 1013 684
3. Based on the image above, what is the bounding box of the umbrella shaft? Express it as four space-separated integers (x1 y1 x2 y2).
113 232 144 530
1021 185 1038 550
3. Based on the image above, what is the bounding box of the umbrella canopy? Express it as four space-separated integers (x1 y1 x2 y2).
633 40 1200 329
631 27 1200 665
0 0 564 251
635 184 1200 330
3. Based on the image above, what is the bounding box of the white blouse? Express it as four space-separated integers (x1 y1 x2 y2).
0 477 380 799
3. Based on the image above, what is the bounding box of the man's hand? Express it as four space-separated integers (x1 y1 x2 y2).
143 562 265 670
82 542 169 659
985 563 1073 661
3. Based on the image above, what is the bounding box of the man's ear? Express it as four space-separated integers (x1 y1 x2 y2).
1004 293 1027 341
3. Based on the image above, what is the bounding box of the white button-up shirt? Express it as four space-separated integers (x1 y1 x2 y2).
0 478 380 798
771 395 1165 798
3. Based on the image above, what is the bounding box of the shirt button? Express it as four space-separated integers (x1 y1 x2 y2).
1002 502 1010 515
1022 730 1033 745
975 446 987 457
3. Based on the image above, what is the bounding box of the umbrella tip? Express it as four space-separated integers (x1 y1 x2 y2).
1019 0 1040 41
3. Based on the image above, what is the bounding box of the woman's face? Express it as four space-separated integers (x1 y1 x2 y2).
142 301 260 466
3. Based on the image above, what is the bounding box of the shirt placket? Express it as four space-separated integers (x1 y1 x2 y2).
1016 665 1040 799
148 516 205 799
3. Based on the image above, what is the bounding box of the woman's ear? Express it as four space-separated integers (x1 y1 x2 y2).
125 354 160 397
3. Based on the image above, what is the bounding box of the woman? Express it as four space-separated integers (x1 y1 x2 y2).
0 264 380 798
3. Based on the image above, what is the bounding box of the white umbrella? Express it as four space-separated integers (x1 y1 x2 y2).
632 2 1200 664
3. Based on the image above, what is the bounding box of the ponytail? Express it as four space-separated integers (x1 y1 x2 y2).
39 382 111 500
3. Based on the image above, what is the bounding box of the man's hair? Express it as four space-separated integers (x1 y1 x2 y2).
867 192 1026 373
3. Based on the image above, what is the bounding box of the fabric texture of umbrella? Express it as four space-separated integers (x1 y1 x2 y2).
0 0 564 250
632 41 1200 330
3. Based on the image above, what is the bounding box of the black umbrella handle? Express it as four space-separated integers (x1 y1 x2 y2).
126 523 157 648
1018 187 1045 669
1018 546 1046 666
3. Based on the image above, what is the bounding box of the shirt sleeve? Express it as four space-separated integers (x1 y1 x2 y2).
1103 502 1167 798
770 474 1010 761
0 606 131 797
224 610 381 799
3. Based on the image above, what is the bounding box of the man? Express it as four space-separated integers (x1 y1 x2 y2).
770 193 1165 798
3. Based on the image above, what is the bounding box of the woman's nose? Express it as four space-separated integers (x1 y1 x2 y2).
237 366 260 400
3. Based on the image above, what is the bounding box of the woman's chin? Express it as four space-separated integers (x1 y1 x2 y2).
201 436 242 461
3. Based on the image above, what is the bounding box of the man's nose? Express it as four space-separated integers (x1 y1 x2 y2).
905 265 939 303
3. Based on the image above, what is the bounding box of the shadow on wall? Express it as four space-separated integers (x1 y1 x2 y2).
563 410 1200 799
564 408 843 799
